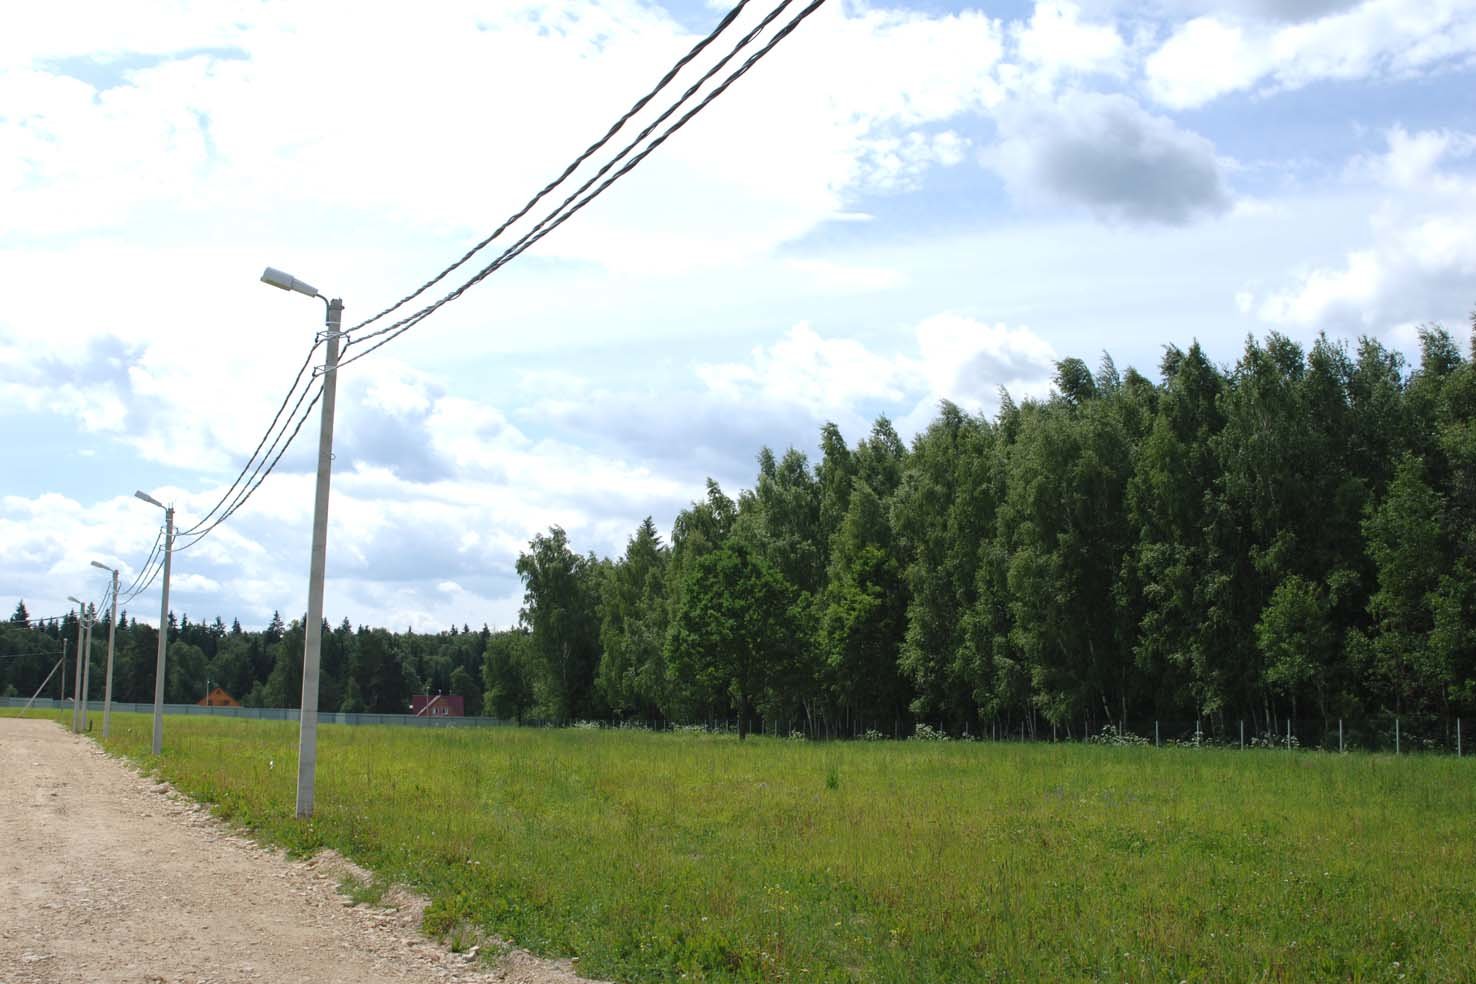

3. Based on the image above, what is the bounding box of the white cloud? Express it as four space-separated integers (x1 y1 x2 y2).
1 1 1010 274
1011 1 1128 86
696 314 1058 430
696 322 910 419
913 313 1059 409
1144 0 1476 109
1346 125 1476 190
984 90 1231 224
1250 126 1476 334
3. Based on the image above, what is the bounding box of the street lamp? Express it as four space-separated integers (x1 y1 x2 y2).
135 489 174 755
91 561 120 738
65 595 91 734
262 265 344 819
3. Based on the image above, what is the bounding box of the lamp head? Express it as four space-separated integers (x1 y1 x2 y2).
260 266 320 298
91 560 114 573
67 595 83 606
134 490 164 509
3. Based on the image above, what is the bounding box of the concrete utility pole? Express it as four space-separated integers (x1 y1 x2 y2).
92 561 119 738
135 491 175 756
80 609 93 731
261 266 342 819
66 598 86 733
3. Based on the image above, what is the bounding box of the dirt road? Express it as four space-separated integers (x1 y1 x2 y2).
0 717 595 984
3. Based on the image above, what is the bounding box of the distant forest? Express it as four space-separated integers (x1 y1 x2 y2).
4 325 1474 740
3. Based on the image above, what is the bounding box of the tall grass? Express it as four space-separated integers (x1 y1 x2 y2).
88 713 1473 982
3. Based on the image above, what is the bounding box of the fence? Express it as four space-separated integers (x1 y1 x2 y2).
0 697 527 730
1070 716 1466 756
1 697 1465 755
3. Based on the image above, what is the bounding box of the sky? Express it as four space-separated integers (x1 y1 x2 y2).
3 0 1475 633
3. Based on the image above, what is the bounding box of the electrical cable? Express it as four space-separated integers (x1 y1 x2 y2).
173 382 325 550
173 374 325 550
337 0 827 370
78 0 825 558
342 0 799 358
346 0 755 336
178 340 323 535
119 549 166 605
118 528 164 599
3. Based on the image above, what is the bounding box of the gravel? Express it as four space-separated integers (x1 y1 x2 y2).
0 717 604 984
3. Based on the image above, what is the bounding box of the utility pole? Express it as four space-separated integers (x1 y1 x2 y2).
80 608 93 732
296 296 342 818
135 491 175 756
92 562 119 738
67 600 86 733
261 266 342 820
154 507 174 755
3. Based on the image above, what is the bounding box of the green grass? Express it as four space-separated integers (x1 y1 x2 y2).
77 712 1475 982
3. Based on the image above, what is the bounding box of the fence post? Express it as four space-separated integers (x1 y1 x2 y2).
1239 719 1244 750
1155 721 1159 747
1287 719 1292 751
1339 719 1344 754
1458 718 1462 758
1395 717 1400 755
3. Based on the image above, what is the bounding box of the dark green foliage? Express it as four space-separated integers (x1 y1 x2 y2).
516 527 603 720
665 539 796 739
596 517 670 720
483 629 535 722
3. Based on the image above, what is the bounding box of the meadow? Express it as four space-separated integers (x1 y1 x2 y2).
62 712 1476 981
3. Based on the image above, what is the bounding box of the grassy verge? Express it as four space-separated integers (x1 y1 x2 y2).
74 712 1475 982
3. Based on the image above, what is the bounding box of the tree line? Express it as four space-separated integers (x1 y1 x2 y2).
4 326 1473 741
497 326 1476 740
1 606 489 717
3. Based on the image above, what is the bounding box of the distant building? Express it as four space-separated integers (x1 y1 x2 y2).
411 694 465 718
197 687 240 708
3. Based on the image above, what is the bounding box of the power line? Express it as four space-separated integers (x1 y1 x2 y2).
119 551 164 605
118 528 164 599
338 0 829 369
73 0 827 562
179 341 323 536
174 381 325 551
341 0 804 363
347 0 756 337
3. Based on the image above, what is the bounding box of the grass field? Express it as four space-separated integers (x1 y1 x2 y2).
49 711 1476 981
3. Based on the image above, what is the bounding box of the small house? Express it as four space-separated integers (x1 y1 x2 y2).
197 687 240 707
411 693 465 718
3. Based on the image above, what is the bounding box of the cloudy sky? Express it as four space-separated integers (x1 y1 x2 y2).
3 0 1475 632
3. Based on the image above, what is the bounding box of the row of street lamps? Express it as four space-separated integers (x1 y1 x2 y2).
65 266 341 818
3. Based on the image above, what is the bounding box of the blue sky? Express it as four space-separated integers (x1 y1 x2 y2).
3 0 1475 630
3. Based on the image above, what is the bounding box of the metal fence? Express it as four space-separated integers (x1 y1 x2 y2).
2 698 1465 754
0 697 526 730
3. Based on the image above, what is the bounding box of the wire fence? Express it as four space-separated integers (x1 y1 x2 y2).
4 697 1466 755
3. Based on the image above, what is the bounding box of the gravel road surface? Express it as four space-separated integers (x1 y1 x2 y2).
0 717 598 984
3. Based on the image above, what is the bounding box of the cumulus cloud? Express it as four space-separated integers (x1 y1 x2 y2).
1 1 1011 271
1144 0 1476 109
984 91 1232 224
1249 126 1476 335
1010 1 1128 86
696 322 911 418
696 314 1058 428
913 314 1059 408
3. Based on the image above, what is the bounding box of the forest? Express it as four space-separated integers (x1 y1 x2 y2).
4 325 1474 741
